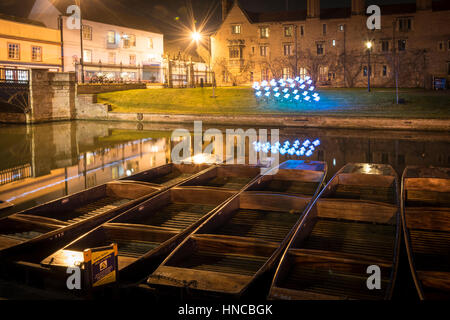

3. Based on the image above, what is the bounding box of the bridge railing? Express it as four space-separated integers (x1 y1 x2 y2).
0 68 30 84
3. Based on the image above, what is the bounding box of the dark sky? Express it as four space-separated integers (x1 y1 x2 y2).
0 0 418 35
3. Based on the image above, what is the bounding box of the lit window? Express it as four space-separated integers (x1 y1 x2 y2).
332 39 336 47
298 67 307 78
107 31 116 44
283 44 292 56
282 67 290 79
148 38 154 49
231 25 241 34
82 25 92 40
284 25 293 37
261 68 269 81
338 24 344 31
8 43 20 59
260 27 269 39
83 49 92 63
123 35 135 48
31 46 42 61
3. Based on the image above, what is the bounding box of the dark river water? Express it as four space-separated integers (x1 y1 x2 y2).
0 120 449 216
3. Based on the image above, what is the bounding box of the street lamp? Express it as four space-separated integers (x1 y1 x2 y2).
366 41 372 92
191 31 202 42
191 30 216 98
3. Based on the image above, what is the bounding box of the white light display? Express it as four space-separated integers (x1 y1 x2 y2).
253 77 320 104
252 139 320 158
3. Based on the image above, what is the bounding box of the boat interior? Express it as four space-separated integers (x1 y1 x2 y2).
270 163 400 300
41 187 237 277
403 167 450 298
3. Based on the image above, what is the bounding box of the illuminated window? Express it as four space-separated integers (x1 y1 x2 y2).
31 46 42 61
332 39 336 47
284 25 293 37
283 44 292 56
231 25 241 34
282 67 291 79
8 43 20 59
298 67 307 78
82 25 92 40
261 68 269 81
107 31 116 44
338 24 345 31
83 49 92 63
259 27 269 39
148 38 154 49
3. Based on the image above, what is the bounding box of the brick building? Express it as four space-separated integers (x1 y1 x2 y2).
211 0 450 88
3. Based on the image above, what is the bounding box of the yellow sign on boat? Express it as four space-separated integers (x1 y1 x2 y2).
83 243 118 288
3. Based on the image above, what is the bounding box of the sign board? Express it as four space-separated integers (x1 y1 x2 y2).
433 77 446 90
83 243 118 288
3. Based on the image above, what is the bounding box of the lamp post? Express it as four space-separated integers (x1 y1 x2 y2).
76 0 85 83
191 31 216 98
366 41 372 92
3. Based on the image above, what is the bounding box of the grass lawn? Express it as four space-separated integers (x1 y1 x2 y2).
97 87 450 119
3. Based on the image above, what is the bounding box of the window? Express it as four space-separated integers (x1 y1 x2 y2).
316 43 324 55
382 65 387 77
322 24 327 35
123 34 136 48
231 25 241 34
261 68 269 81
298 67 307 78
338 24 345 32
398 39 406 51
300 25 304 36
260 45 268 57
148 38 154 49
259 27 269 39
108 52 116 64
363 66 372 77
381 40 389 52
438 41 445 52
107 31 116 44
229 46 241 59
8 43 20 59
129 54 136 65
83 49 92 63
82 25 92 40
332 39 336 47
31 46 42 61
284 25 293 37
398 18 412 32
282 67 291 79
283 44 292 56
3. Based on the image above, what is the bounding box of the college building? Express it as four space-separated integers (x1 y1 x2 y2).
212 0 450 88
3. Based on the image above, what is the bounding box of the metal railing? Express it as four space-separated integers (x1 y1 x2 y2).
0 68 29 84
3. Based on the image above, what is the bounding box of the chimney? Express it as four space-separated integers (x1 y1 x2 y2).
416 0 432 10
307 0 320 19
351 0 365 15
222 0 233 21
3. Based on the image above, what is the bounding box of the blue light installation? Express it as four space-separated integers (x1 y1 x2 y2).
253 76 320 104
253 139 320 158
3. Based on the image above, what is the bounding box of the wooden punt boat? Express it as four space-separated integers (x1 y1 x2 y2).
0 163 213 261
268 163 401 300
147 160 327 298
401 166 450 300
40 186 237 284
0 200 13 212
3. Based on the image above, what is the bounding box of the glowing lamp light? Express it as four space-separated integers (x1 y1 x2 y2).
274 93 280 97
313 139 321 146
304 96 311 101
305 150 313 157
300 84 306 89
309 86 315 91
261 80 268 86
265 92 270 97
256 91 262 97
284 94 290 99
192 31 202 42
294 95 300 100
366 41 373 49
303 140 311 147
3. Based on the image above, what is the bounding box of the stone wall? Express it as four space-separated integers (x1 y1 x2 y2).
75 94 109 120
29 69 76 122
77 83 146 94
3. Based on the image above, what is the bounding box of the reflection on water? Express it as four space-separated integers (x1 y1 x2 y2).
0 120 449 216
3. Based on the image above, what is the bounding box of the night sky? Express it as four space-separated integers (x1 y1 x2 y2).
0 0 419 37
